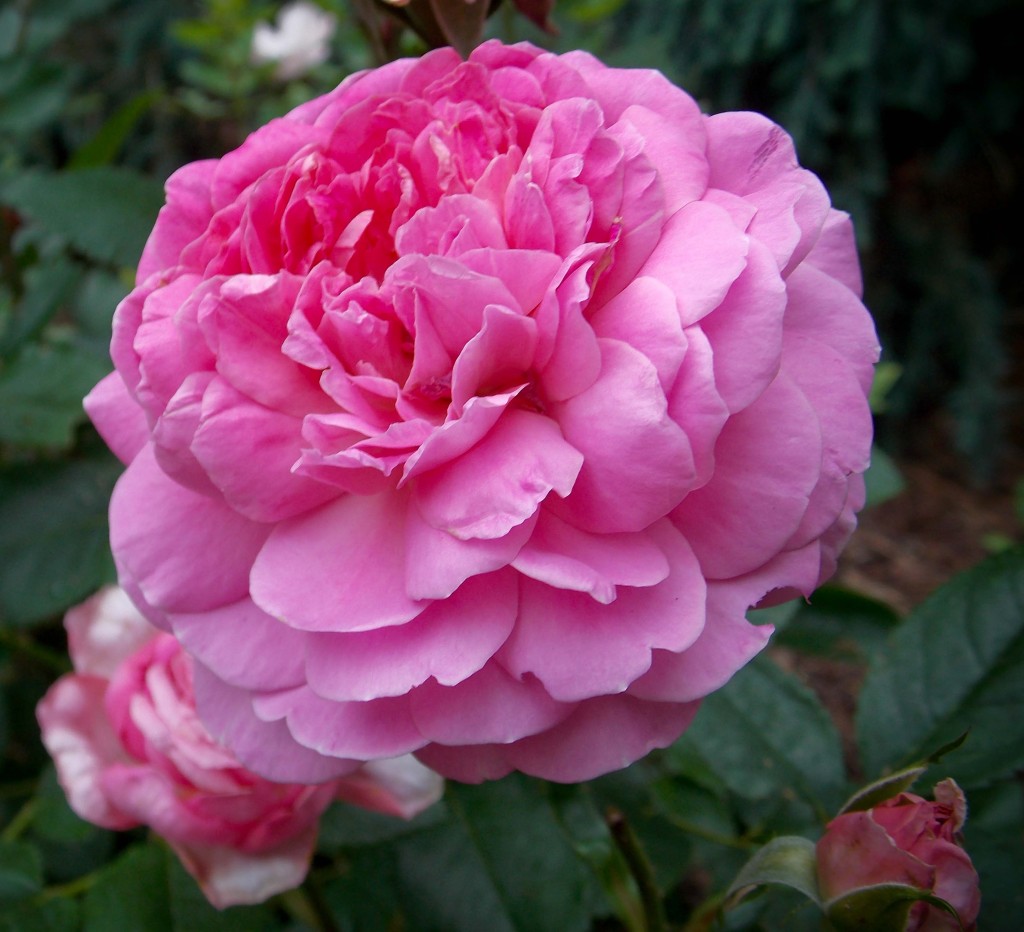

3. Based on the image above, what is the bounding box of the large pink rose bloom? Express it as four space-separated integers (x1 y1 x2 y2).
37 588 444 908
86 41 878 784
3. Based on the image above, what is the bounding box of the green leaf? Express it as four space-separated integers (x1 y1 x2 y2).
0 342 109 449
0 897 78 932
1 168 164 268
725 836 820 908
773 585 900 661
317 797 448 851
69 92 158 169
834 765 928 816
83 844 171 932
0 258 82 358
668 655 847 817
393 775 606 932
165 848 277 932
0 451 120 627
863 446 906 508
0 840 43 904
856 547 1024 787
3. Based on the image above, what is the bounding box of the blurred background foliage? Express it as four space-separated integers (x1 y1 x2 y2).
0 1 1022 930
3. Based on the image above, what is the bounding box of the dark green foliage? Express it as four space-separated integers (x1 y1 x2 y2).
603 0 1022 479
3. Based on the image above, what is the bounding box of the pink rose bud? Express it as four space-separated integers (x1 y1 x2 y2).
816 779 981 931
37 588 444 909
86 42 879 785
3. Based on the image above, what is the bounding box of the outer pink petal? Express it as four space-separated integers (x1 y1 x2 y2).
169 599 306 692
805 210 863 296
259 689 427 761
405 504 535 600
303 570 517 701
409 662 574 746
414 743 515 784
413 410 582 540
83 373 149 466
636 200 748 326
552 339 693 534
666 325 730 492
671 374 822 579
65 586 157 677
138 160 217 282
191 377 337 522
817 811 935 904
251 492 427 633
624 545 821 702
36 676 138 830
110 446 270 613
191 663 358 783
700 236 786 414
499 521 706 701
588 276 687 391
335 756 444 819
504 694 700 783
511 511 669 604
783 263 880 394
171 829 318 909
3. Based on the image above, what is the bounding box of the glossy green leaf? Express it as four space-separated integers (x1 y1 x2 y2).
0 342 109 449
0 259 82 358
856 547 1024 786
393 775 606 932
0 451 120 626
1 168 164 268
0 897 78 932
773 585 900 660
669 655 847 817
0 840 43 904
863 446 906 508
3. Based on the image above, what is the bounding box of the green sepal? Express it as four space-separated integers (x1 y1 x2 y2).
725 835 820 909
825 883 964 932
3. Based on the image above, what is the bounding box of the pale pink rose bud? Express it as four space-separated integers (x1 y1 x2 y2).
37 588 444 908
251 1 337 81
86 42 879 785
816 779 981 931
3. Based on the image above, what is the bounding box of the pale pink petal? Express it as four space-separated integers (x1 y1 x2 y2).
251 493 427 633
304 570 517 701
552 339 693 533
110 446 270 613
36 676 137 830
138 160 217 281
499 521 705 701
700 237 786 413
171 830 319 910
588 276 688 391
335 756 445 819
413 410 582 540
511 510 669 603
409 662 574 745
170 599 306 692
671 374 822 579
635 200 748 326
504 694 701 783
261 688 427 760
65 586 157 677
191 663 358 783
83 373 149 466
191 377 337 522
